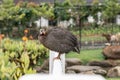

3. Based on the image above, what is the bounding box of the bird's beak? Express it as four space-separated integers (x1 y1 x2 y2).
43 31 46 35
40 31 46 36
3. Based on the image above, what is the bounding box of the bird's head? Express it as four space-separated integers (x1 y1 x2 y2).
39 28 47 36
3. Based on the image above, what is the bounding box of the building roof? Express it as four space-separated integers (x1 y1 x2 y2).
0 0 120 4
87 0 104 3
14 0 64 4
0 0 103 4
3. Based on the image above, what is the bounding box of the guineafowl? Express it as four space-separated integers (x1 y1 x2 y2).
38 27 80 59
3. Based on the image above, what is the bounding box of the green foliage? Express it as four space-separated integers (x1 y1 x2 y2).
0 0 15 35
81 24 120 36
102 0 120 19
0 0 15 20
54 0 73 20
71 24 120 42
0 0 54 37
54 0 86 21
0 38 48 79
39 3 54 19
70 0 86 5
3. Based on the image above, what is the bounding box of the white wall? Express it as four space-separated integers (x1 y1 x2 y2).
116 15 120 25
35 17 49 28
58 18 75 28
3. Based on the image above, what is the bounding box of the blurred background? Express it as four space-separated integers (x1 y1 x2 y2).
0 0 120 80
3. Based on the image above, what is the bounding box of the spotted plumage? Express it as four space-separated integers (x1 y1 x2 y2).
38 27 80 59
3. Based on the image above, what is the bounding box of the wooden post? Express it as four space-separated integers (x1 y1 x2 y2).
49 50 65 74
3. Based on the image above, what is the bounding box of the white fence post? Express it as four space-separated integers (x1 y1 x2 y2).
49 50 65 74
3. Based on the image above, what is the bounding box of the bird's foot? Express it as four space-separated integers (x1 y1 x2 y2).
53 57 61 61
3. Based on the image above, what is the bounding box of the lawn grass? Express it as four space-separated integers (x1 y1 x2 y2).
66 49 105 64
106 78 120 80
81 35 106 42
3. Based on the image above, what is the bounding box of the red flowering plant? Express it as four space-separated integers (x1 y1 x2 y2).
0 34 5 48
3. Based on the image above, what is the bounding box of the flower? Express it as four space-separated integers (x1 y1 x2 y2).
24 29 29 34
29 35 33 40
0 34 4 40
0 35 2 40
22 36 28 41
1 34 5 38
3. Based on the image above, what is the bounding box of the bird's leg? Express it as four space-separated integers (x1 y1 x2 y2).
53 53 61 60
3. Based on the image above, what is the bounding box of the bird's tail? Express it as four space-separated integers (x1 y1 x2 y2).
74 41 80 53
74 47 80 53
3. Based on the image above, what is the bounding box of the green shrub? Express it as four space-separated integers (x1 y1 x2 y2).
70 24 120 37
0 38 48 80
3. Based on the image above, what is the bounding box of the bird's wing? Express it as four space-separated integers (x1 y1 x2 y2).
47 28 78 47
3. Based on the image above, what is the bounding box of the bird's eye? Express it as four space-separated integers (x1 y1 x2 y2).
39 29 46 35
39 29 43 34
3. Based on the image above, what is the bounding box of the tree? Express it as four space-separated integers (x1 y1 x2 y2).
0 0 15 35
54 0 73 21
102 0 120 19
101 0 120 33
0 0 54 37
16 2 54 27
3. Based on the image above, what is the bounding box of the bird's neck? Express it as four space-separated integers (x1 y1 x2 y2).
40 36 46 44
